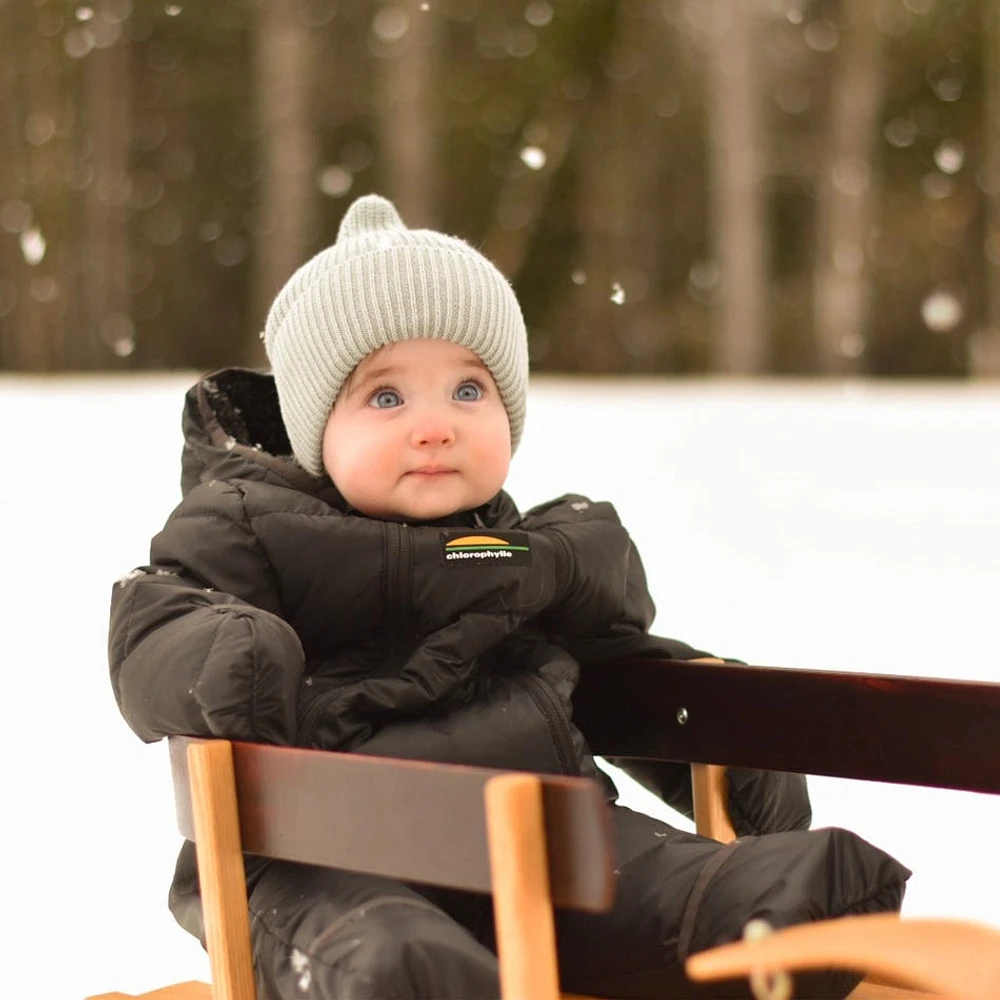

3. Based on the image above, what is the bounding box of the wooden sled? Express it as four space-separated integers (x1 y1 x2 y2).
89 657 1000 1000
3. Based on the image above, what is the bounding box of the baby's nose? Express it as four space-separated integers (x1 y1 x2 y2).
411 409 456 446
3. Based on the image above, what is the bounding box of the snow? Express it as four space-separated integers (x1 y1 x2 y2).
3 373 999 998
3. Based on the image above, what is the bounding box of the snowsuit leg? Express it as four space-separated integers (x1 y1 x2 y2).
246 859 499 999
552 805 910 1000
173 805 908 1000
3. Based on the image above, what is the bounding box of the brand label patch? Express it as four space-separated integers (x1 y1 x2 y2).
440 531 531 566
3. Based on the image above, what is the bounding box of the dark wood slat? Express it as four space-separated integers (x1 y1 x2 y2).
169 737 614 912
574 658 1000 794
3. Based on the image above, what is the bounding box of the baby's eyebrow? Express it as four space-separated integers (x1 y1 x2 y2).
343 364 397 398
458 358 489 373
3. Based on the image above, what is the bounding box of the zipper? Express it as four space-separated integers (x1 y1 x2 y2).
301 523 412 744
383 521 412 666
382 520 397 661
511 673 577 775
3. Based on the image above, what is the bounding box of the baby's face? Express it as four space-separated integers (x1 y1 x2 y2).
322 339 512 521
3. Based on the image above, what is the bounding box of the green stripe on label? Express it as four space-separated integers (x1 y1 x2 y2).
447 545 531 552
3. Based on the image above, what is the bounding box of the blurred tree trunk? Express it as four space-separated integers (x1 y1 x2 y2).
812 0 886 374
615 1 675 370
250 0 316 364
376 2 438 227
3 8 66 370
705 0 768 374
480 95 580 284
971 0 1000 376
0 3 25 369
81 9 132 369
564 1 665 373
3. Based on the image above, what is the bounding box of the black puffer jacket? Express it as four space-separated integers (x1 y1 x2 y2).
109 370 810 925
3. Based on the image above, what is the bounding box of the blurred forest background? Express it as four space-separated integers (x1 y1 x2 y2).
2 0 1000 377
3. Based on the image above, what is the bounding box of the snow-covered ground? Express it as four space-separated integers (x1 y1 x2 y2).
3 373 998 998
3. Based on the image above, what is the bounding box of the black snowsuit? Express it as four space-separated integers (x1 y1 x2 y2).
109 369 909 999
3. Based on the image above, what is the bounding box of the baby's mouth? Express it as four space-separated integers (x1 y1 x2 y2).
407 466 457 477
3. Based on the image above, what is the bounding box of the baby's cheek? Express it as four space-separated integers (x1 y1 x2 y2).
339 454 400 516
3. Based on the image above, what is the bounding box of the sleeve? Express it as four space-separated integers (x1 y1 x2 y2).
527 497 812 835
108 481 304 745
518 494 653 637
518 494 715 661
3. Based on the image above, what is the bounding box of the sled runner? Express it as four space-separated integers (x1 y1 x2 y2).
89 657 1000 1000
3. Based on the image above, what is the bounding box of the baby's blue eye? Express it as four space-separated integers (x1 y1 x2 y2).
454 381 483 402
370 388 402 409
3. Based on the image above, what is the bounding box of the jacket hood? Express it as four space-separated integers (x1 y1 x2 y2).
179 367 520 527
180 368 329 498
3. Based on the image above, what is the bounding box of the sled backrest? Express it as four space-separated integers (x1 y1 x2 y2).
168 736 613 905
167 736 614 1000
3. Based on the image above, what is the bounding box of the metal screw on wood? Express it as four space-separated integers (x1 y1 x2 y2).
676 707 689 725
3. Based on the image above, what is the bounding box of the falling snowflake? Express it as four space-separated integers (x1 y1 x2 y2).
317 165 353 197
30 277 58 302
519 146 546 171
838 333 865 358
103 313 136 358
934 139 964 175
372 6 409 42
64 28 95 59
921 289 963 332
20 228 46 265
524 1 553 26
610 282 626 305
884 117 918 149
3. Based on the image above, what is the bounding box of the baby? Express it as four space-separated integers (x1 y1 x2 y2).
109 193 908 998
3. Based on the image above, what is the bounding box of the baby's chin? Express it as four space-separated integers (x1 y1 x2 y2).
340 478 499 522
343 492 467 522
388 498 470 522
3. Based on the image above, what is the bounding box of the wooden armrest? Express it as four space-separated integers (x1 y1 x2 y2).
685 914 1000 998
576 658 1000 793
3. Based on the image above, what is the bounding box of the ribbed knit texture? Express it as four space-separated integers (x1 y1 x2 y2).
262 194 528 477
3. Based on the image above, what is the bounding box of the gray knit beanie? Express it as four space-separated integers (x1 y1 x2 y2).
262 194 528 477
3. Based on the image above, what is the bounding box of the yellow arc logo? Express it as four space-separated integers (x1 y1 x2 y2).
445 535 512 548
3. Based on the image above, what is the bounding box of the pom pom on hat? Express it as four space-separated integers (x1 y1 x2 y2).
262 194 528 477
